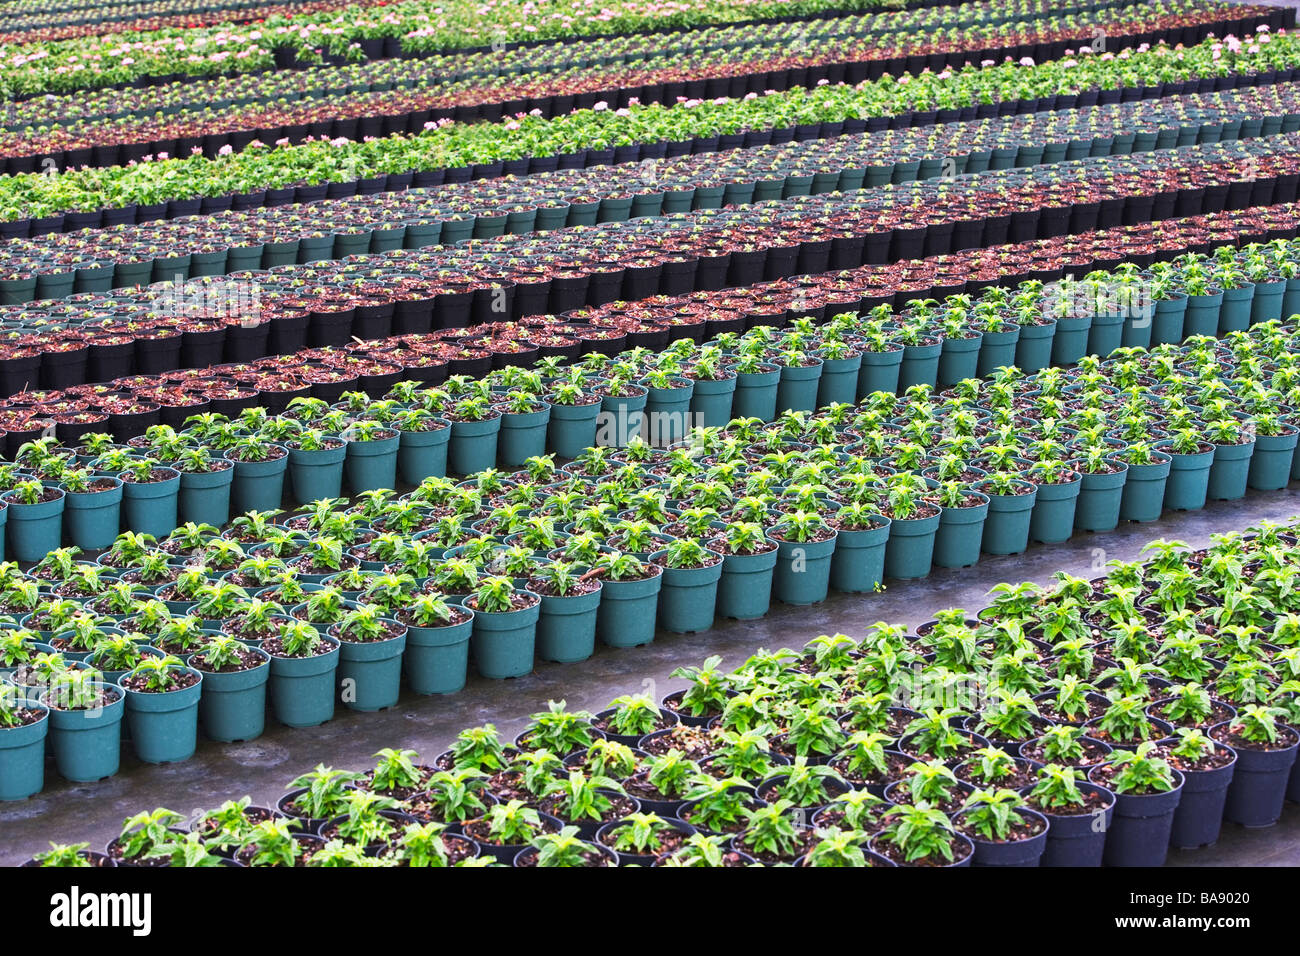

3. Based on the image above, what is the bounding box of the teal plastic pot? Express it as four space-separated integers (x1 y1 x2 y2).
1150 294 1188 345
1029 477 1081 543
1250 278 1285 326
41 683 124 782
336 630 407 711
120 467 180 538
1086 313 1124 358
230 453 288 515
898 342 941 391
61 479 122 550
730 366 780 422
288 444 346 504
1074 465 1129 532
267 638 339 727
817 354 863 408
1014 320 1056 374
775 359 824 415
405 614 473 693
1114 453 1172 522
177 463 233 526
932 496 989 569
1217 284 1255 334
715 547 778 619
448 416 501 476
771 533 836 606
195 648 269 742
857 348 903 397
344 432 399 493
981 484 1038 556
1182 291 1223 337
1050 315 1092 366
599 386 648 448
547 401 601 459
123 670 202 764
977 326 1020 377
650 551 722 633
1283 277 1300 319
498 406 551 467
884 511 940 580
1249 428 1299 491
6 490 65 562
398 425 450 485
1162 446 1215 511
535 588 600 663
596 571 662 648
1207 439 1257 501
642 380 694 447
468 596 539 679
0 701 47 799
937 334 981 387
829 519 891 592
688 374 736 429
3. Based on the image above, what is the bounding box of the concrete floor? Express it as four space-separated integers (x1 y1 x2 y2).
4 487 1299 865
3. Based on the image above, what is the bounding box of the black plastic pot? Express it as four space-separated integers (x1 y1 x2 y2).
1213 722 1299 828
1167 746 1237 849
954 806 1049 867
1088 767 1184 867
595 816 696 866
1030 782 1115 867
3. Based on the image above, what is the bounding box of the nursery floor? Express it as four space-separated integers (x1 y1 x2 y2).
6 488 1300 866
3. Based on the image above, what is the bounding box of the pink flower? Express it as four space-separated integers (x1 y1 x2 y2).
218 144 233 156
593 100 608 111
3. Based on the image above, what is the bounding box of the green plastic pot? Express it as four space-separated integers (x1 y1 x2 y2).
829 519 891 592
1029 476 1081 544
267 638 340 728
123 669 202 764
715 547 778 619
980 484 1038 556
932 496 989 569
730 365 781 422
287 444 346 504
771 532 836 606
534 588 600 663
1051 315 1092 366
884 511 940 580
195 648 269 742
898 342 941 391
1161 445 1215 511
1014 320 1056 374
650 551 722 634
642 380 694 447
1207 439 1257 501
1182 291 1224 337
1122 309 1153 349
41 683 125 782
230 452 288 515
177 462 234 527
596 571 662 648
1086 313 1124 358
1282 277 1300 319
547 401 601 459
1248 428 1299 491
977 326 1021 377
688 374 737 429
405 613 473 693
816 354 863 408
120 467 180 538
336 629 407 711
344 432 400 494
398 425 450 485
6 490 65 562
61 478 122 550
1113 453 1172 522
448 416 501 476
857 348 903 398
1074 465 1129 532
598 386 648 448
775 359 824 415
0 701 47 800
468 595 539 679
1249 278 1285 326
937 334 981 387
1150 294 1188 346
1217 284 1255 334
497 405 551 467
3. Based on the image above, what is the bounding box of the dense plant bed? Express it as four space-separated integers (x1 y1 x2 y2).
16 515 1300 865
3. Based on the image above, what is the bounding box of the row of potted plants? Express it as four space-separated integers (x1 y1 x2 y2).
13 515 1299 864
7 79 1297 293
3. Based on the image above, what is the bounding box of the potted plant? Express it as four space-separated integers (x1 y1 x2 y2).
1088 741 1185 867
707 521 778 620
545 379 602 459
931 480 990 570
4 479 65 562
592 553 662 650
172 446 234 528
1211 705 1299 829
188 635 271 743
464 575 540 679
285 428 348 504
329 603 407 712
119 655 203 765
869 804 973 867
396 593 475 694
225 434 289 515
768 509 837 606
39 670 125 783
0 684 48 800
445 394 502 476
649 539 723 634
1161 728 1238 850
828 502 891 593
527 560 602 664
952 787 1049 868
58 467 123 551
343 419 401 494
394 408 451 486
117 456 181 539
1022 763 1115 867
262 619 339 729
